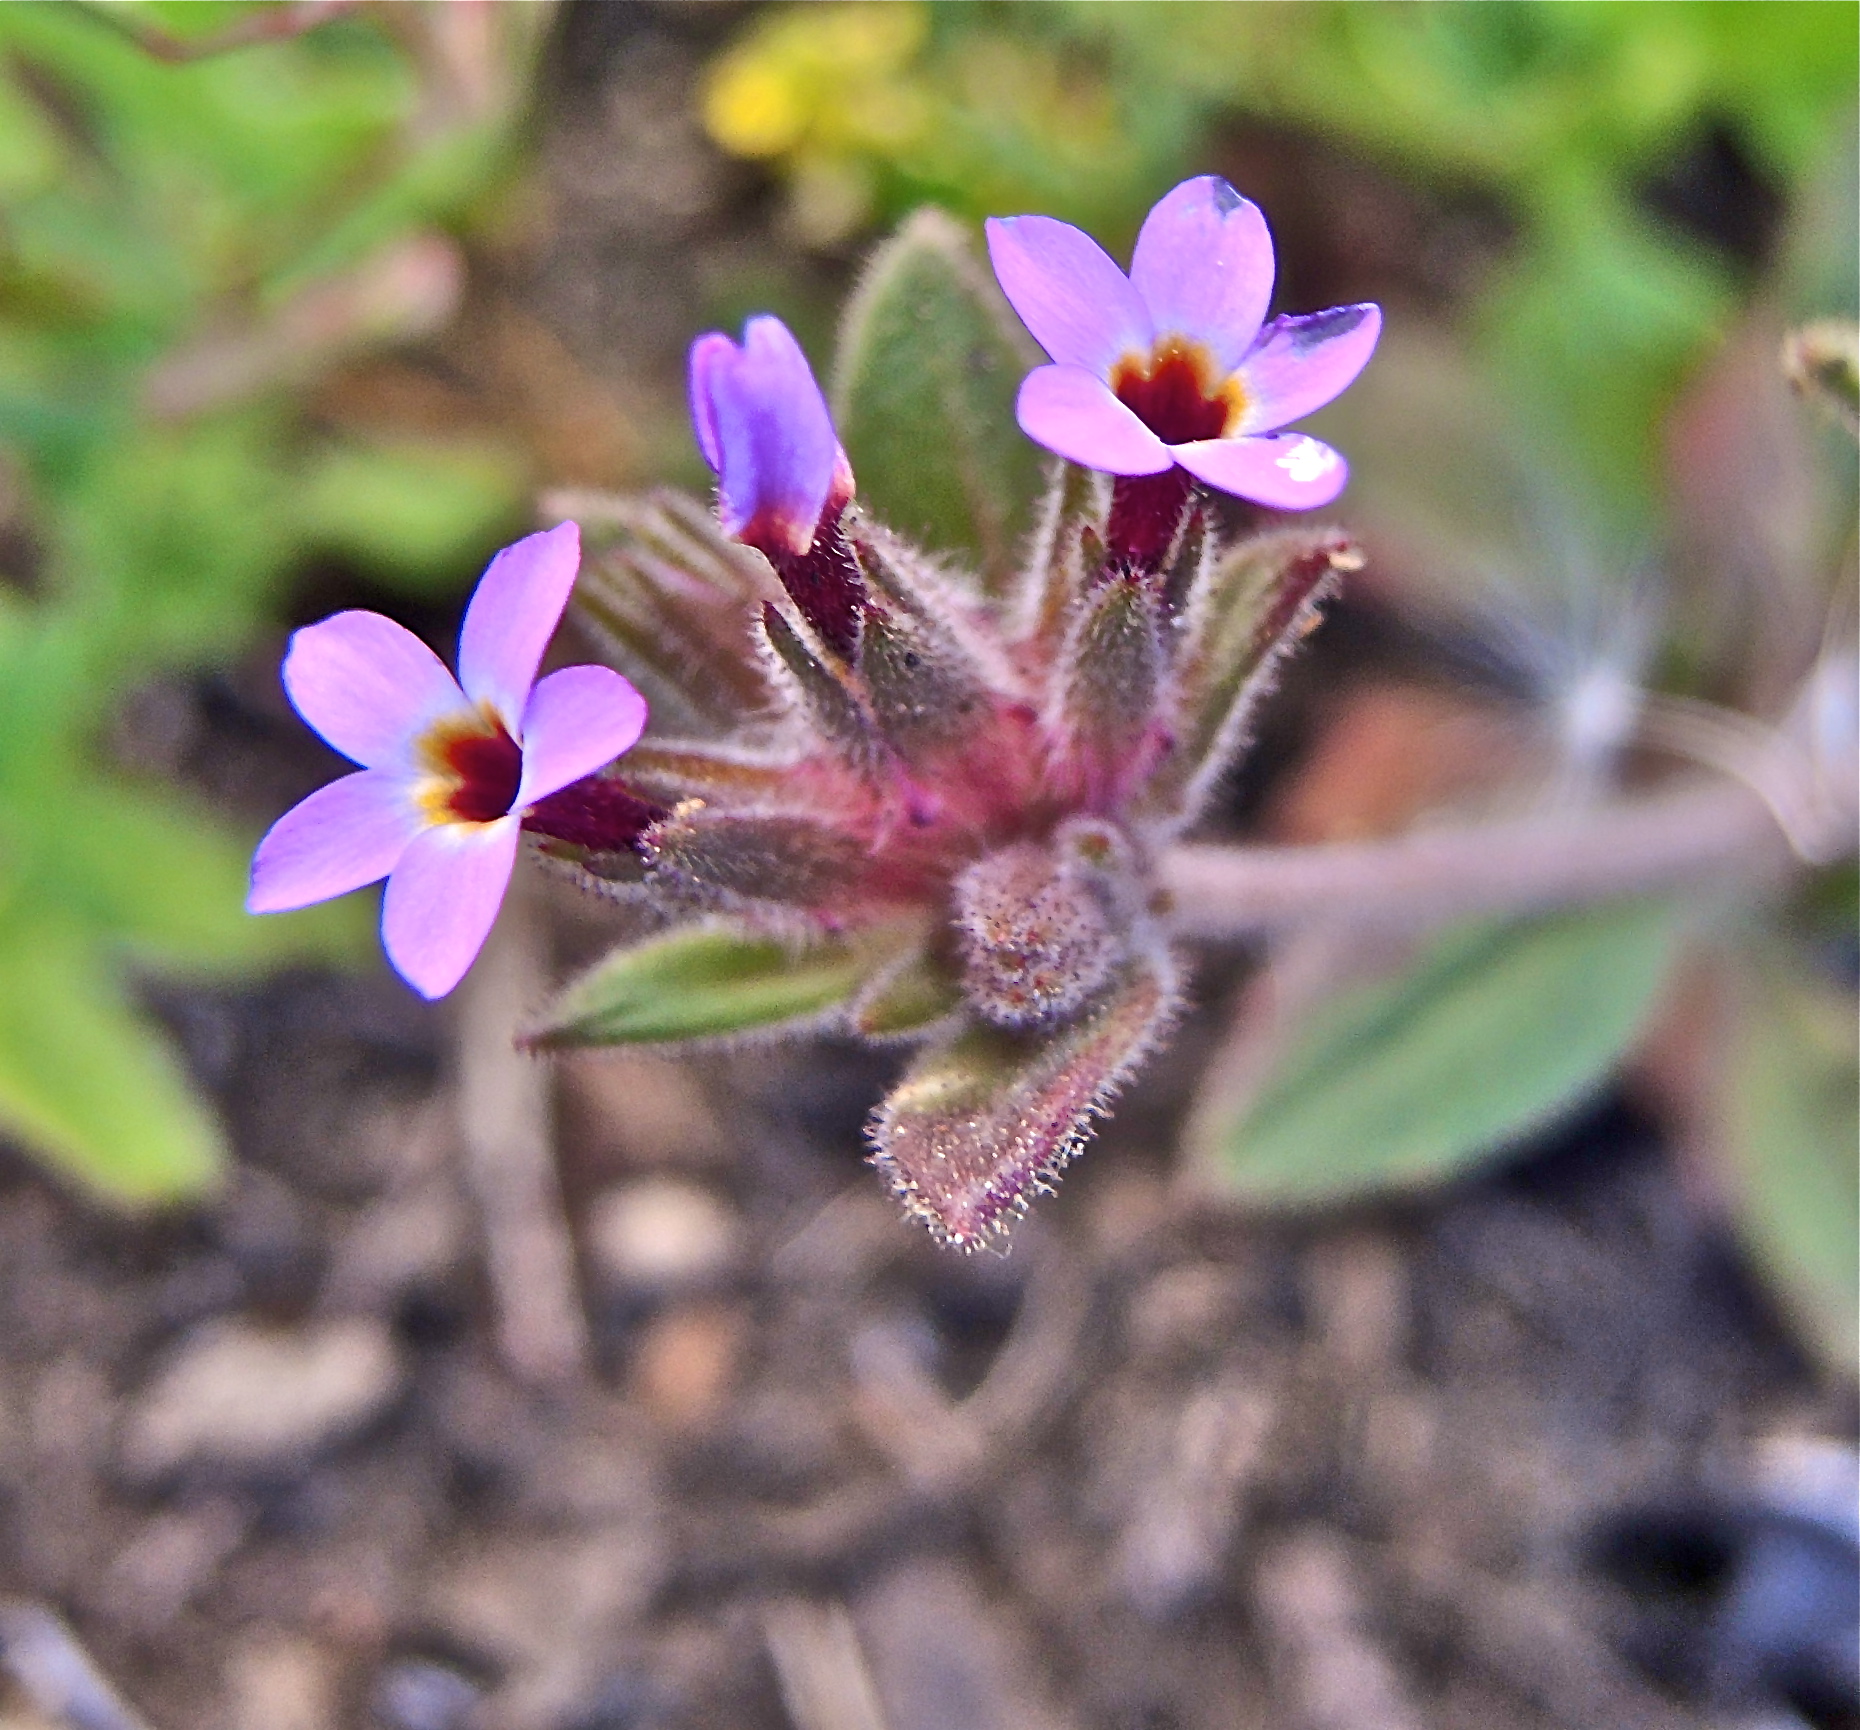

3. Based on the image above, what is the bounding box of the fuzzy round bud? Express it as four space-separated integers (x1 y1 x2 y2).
953 840 1125 1028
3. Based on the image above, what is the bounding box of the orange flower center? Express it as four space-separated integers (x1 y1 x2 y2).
1109 337 1246 444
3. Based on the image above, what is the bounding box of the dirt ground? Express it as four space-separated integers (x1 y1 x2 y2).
0 8 1852 1729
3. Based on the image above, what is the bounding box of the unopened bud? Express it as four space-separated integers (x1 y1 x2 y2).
953 840 1125 1027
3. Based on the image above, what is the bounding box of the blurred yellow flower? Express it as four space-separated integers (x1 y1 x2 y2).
703 3 931 162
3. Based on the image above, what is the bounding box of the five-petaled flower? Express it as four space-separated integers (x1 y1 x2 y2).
688 313 866 658
987 176 1381 512
248 522 648 1000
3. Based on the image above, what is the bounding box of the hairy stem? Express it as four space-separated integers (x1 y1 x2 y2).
1160 776 1843 939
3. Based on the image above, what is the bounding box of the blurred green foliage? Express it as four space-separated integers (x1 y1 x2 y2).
1198 901 1683 1207
0 0 537 1201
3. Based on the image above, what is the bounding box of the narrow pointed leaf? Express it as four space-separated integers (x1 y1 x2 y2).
620 742 799 808
760 603 887 779
1194 901 1680 1206
870 953 1180 1248
1014 460 1108 652
1054 574 1164 801
526 921 888 1049
859 601 989 760
833 208 1042 591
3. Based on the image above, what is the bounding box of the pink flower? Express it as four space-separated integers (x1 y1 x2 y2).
986 176 1381 511
248 522 648 999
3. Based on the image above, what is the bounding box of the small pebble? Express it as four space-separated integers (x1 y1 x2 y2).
370 1659 483 1730
121 1317 403 1481
585 1180 739 1291
630 1303 745 1429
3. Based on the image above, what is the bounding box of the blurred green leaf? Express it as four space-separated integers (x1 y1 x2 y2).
1721 949 1859 1368
296 439 525 589
0 916 224 1203
527 921 893 1048
833 207 1041 589
1200 900 1681 1204
0 0 530 1202
50 781 367 968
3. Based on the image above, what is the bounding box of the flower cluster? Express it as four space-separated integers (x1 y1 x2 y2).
254 178 1377 1245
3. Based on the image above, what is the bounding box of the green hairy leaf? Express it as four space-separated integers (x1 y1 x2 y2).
1197 901 1681 1205
1057 575 1164 780
642 809 864 906
833 208 1042 592
526 922 895 1049
849 943 966 1039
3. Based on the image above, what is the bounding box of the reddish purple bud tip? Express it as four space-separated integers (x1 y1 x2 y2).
524 775 665 853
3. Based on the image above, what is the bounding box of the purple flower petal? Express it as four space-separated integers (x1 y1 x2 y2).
456 521 582 733
381 817 522 999
247 769 423 913
1235 304 1382 434
985 215 1151 376
691 316 840 558
1170 432 1349 511
515 664 649 809
283 612 464 770
1016 365 1172 475
1130 177 1274 372
687 331 732 472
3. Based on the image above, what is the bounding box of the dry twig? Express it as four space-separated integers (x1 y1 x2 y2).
457 881 590 1386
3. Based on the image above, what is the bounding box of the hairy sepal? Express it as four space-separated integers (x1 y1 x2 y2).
1145 527 1359 828
620 741 801 810
852 528 1007 764
1013 460 1109 658
758 601 889 782
848 938 966 1040
524 919 904 1050
556 489 774 735
869 950 1182 1249
1051 572 1166 809
641 804 864 909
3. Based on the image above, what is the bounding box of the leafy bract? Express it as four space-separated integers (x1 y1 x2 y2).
870 953 1180 1248
526 921 904 1049
1196 901 1681 1205
833 208 1041 592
